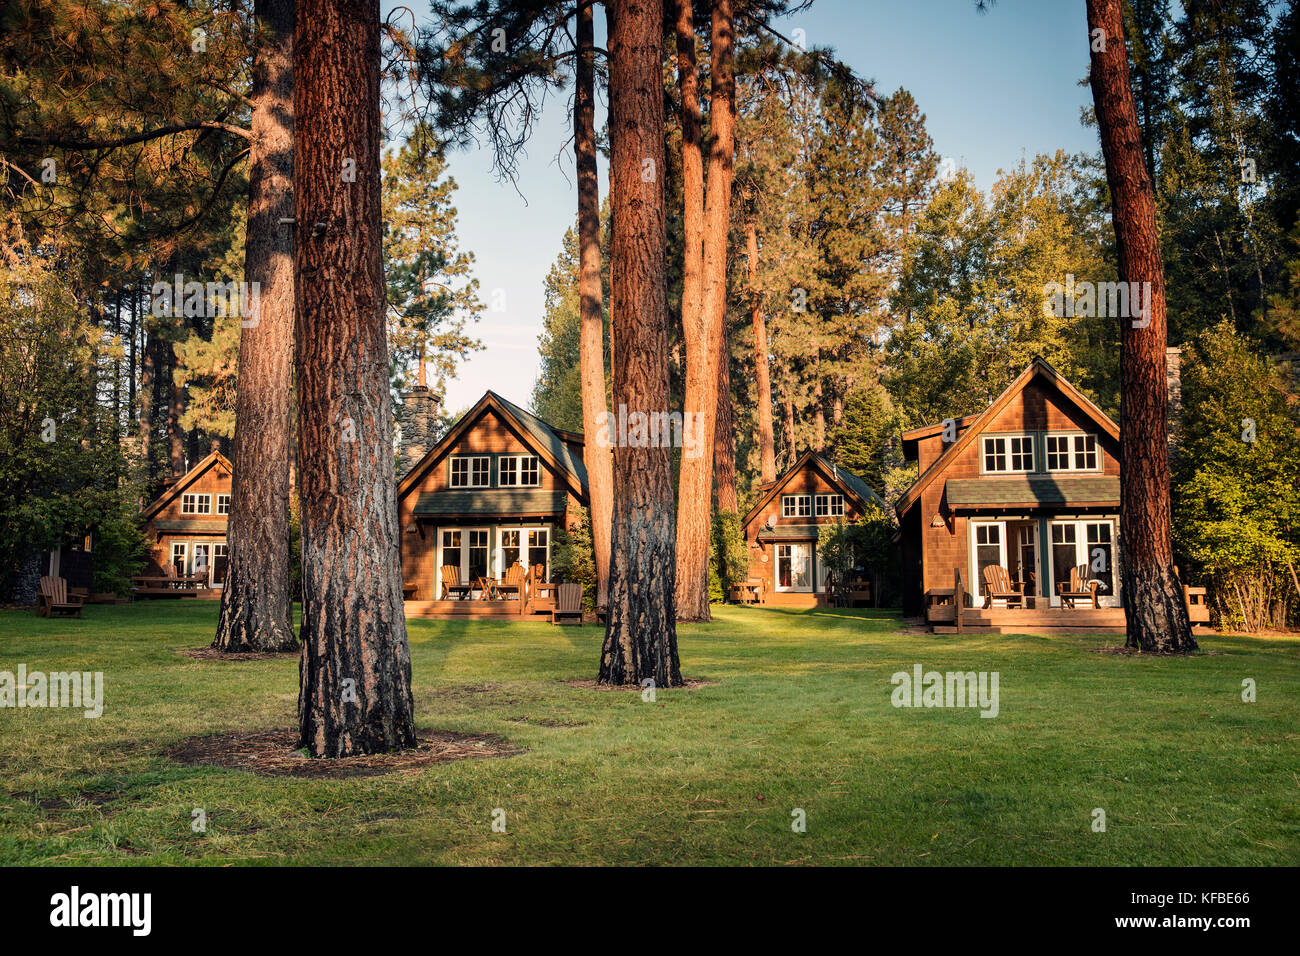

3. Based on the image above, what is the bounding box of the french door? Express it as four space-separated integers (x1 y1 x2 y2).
495 526 551 580
775 543 812 592
438 528 490 585
1048 519 1119 606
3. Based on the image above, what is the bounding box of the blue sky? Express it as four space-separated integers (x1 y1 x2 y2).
391 0 1100 413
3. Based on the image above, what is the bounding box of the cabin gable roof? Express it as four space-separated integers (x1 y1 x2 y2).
742 451 885 530
141 451 233 521
894 356 1119 519
397 392 588 503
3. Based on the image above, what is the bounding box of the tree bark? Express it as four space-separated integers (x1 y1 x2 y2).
575 0 614 608
598 0 681 687
294 0 417 754
748 216 776 484
168 343 185 476
213 0 297 654
675 0 734 622
714 317 739 512
1087 0 1195 653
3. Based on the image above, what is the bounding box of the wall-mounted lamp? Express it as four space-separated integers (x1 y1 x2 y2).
930 513 946 528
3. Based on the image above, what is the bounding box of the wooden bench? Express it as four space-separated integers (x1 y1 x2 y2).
37 576 83 618
131 575 207 598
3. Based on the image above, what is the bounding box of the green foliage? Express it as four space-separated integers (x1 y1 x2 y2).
825 382 901 492
1173 321 1300 629
0 231 145 599
816 504 901 606
382 121 483 391
710 510 747 602
551 507 597 610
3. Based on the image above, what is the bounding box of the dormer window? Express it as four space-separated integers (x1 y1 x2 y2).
499 455 541 487
782 494 812 518
450 456 490 488
181 493 211 515
1046 433 1098 471
815 494 844 517
982 435 1034 474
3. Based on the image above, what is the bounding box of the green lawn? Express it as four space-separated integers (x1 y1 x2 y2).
1 602 1296 865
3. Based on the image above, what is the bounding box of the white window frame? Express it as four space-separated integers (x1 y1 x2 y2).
781 494 812 518
498 454 541 487
1046 517 1120 607
171 542 188 576
968 520 1008 600
449 456 490 488
815 493 845 517
774 542 813 592
1045 432 1100 472
181 493 212 515
216 493 231 515
981 435 1035 474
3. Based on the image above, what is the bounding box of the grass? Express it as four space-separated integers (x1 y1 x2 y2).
1 601 1297 865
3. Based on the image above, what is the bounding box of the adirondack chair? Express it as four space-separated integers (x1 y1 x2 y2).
1058 564 1100 609
982 565 1025 609
439 565 472 601
497 562 526 604
37 576 83 619
552 583 584 626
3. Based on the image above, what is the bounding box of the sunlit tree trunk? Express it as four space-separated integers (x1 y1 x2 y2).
598 0 681 687
675 0 735 621
294 0 417 753
575 0 614 607
714 319 738 512
1087 0 1195 653
214 0 297 654
747 216 776 484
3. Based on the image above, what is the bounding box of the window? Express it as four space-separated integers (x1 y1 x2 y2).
181 493 212 515
776 543 812 591
468 530 489 579
527 529 549 580
499 455 541 487
171 543 188 577
815 494 845 517
500 529 521 569
1046 433 1098 471
781 494 812 517
450 456 490 488
974 523 1004 581
982 436 1034 473
217 494 231 515
441 530 461 573
213 544 229 585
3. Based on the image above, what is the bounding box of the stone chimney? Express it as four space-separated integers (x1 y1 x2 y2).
399 386 440 475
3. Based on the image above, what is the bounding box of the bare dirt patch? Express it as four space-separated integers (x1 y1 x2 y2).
561 677 717 692
163 729 523 778
178 647 300 662
1089 646 1222 656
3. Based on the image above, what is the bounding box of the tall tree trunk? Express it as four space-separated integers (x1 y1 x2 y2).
294 0 417 754
598 0 681 687
214 0 297 654
1087 0 1195 653
168 343 185 476
782 389 795 468
575 0 614 607
714 318 738 512
748 217 776 484
139 320 153 476
675 0 735 622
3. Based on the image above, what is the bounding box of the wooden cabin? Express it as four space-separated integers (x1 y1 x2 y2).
139 450 233 594
396 391 588 618
896 356 1208 633
740 451 887 608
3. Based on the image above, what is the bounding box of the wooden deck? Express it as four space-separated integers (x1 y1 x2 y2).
405 599 540 620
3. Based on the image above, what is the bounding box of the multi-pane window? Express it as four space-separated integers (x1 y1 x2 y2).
499 455 541 487
982 436 1034 473
216 494 231 515
1046 433 1098 471
450 456 490 488
441 530 462 571
171 543 188 576
781 494 812 518
814 494 845 517
181 493 211 515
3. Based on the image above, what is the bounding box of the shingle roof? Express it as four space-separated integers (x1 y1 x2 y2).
412 489 569 517
944 475 1120 508
811 454 887 510
152 519 229 533
756 523 825 541
487 391 588 491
